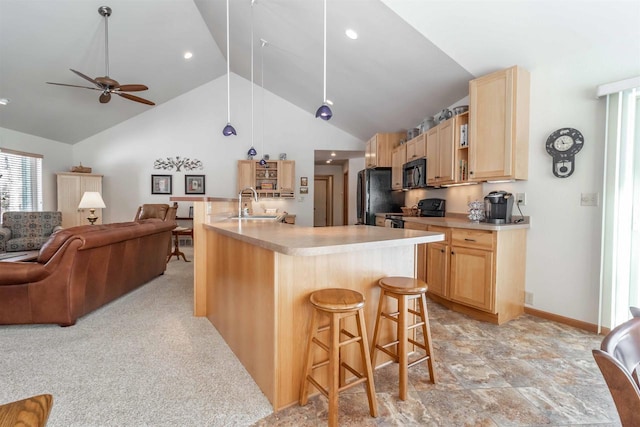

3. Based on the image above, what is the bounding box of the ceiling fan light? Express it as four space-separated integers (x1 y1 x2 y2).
223 123 237 136
315 103 333 121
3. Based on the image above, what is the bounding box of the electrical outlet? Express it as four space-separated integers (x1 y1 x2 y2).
580 192 598 207
525 292 533 305
516 192 526 206
297 196 305 202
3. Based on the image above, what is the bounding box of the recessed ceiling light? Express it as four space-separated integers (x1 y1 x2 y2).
326 159 332 164
331 152 336 157
345 29 358 40
184 52 193 59
0 98 10 106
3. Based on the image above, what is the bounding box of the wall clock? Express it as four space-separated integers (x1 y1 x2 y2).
545 127 584 178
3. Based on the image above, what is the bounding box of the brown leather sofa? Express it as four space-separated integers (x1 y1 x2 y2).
0 219 176 326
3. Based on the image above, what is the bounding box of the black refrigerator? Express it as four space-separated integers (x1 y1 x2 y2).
357 168 404 225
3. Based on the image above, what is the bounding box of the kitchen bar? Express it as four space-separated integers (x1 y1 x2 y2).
189 198 444 410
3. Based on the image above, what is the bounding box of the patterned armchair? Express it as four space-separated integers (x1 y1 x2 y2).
0 211 63 252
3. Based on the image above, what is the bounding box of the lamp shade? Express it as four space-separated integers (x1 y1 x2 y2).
78 192 106 209
315 103 333 120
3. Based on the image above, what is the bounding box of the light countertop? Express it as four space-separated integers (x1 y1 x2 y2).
204 221 444 256
402 215 530 231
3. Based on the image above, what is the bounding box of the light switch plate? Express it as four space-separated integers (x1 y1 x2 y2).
580 193 598 207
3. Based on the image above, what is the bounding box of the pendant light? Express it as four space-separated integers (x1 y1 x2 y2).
222 0 236 136
315 0 332 121
247 0 257 157
259 39 267 166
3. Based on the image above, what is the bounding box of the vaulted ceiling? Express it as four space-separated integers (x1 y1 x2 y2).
0 0 638 145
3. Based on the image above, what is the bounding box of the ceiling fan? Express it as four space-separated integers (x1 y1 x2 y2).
46 6 155 106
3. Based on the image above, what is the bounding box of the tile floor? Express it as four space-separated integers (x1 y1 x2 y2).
253 301 620 426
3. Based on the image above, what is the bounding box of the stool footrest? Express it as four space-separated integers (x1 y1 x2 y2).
312 337 329 352
407 321 426 331
306 376 329 398
338 376 368 393
339 335 362 348
408 354 431 369
381 311 399 322
311 359 330 370
375 344 399 361
408 338 426 350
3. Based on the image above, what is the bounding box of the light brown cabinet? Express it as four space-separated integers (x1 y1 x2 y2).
391 144 406 190
56 172 103 228
405 134 426 162
237 160 295 198
407 221 527 324
469 65 530 181
426 119 455 186
365 132 403 168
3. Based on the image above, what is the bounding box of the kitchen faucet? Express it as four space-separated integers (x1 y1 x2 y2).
238 187 258 217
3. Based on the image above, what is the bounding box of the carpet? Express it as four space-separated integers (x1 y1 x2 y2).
0 248 273 426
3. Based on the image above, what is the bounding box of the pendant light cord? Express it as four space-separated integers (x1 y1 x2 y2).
261 41 265 157
104 12 110 77
251 1 254 148
322 0 327 103
226 0 231 123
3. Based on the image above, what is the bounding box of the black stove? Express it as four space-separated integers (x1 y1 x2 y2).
417 198 446 217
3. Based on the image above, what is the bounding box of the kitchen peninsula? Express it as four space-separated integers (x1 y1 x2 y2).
187 198 444 410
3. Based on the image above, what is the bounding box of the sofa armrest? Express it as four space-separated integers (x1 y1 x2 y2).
0 227 11 252
0 262 48 286
52 225 63 234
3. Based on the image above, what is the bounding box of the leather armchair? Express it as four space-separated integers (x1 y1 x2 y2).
592 311 640 426
0 211 62 252
133 203 177 222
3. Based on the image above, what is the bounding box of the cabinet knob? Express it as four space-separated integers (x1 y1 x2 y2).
440 248 445 253
451 251 455 255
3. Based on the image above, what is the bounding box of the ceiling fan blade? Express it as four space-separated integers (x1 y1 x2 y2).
116 84 149 92
70 69 103 88
99 92 111 103
117 92 155 106
46 82 102 91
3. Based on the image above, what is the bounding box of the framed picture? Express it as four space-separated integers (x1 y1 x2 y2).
300 186 308 194
185 175 205 194
300 177 308 186
151 175 172 194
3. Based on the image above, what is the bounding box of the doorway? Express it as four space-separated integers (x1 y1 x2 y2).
314 175 333 227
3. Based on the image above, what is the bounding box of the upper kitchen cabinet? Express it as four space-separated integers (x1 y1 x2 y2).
365 132 404 168
426 118 455 186
405 134 426 162
468 66 530 181
391 144 406 190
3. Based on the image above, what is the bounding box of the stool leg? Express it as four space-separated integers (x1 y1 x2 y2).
356 308 378 417
300 308 319 406
370 289 386 368
398 294 408 400
418 293 436 383
328 312 340 427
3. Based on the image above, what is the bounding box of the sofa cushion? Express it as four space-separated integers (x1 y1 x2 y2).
6 236 52 252
3 211 62 239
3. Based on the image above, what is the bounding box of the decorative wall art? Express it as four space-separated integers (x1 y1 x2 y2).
300 187 308 194
185 175 205 194
151 175 172 195
153 156 203 172
300 177 308 186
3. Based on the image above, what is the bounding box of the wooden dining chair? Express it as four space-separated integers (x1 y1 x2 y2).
592 314 640 427
0 394 53 427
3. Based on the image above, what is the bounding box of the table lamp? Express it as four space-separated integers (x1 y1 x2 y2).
78 191 106 225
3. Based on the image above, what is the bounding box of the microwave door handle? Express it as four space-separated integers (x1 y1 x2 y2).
413 166 418 186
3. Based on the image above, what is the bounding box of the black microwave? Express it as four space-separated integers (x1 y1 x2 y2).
403 158 427 190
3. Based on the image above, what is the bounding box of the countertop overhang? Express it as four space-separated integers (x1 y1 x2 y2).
205 222 444 256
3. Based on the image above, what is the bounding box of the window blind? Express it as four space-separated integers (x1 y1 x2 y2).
0 148 43 218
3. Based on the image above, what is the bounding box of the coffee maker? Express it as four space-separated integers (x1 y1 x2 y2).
484 191 514 224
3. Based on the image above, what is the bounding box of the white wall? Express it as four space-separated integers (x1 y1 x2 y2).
71 73 363 226
0 127 72 211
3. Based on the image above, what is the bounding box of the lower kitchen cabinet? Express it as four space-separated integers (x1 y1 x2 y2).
407 221 527 324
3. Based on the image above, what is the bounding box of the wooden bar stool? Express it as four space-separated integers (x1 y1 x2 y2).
300 288 377 427
370 276 435 400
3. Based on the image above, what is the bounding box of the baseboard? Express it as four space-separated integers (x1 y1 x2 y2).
524 306 610 335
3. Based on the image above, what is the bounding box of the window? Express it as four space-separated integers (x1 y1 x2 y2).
598 78 640 329
0 148 43 220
